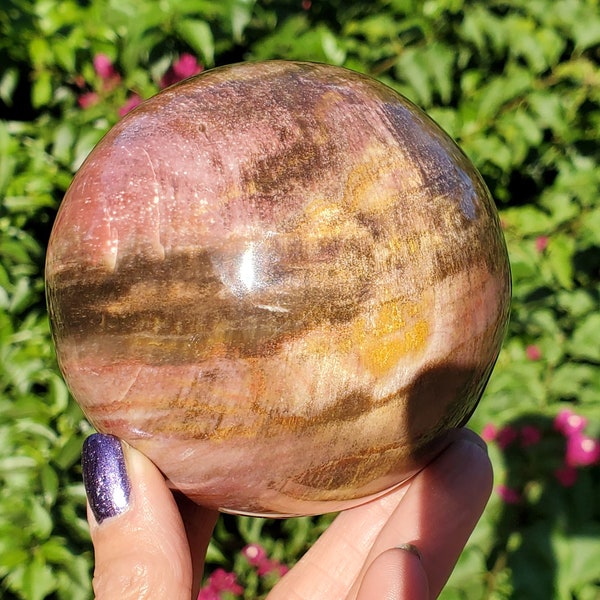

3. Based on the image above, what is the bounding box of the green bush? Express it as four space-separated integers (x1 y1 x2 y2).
1 0 599 598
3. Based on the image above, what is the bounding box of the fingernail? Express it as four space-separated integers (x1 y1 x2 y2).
82 433 131 524
396 543 423 561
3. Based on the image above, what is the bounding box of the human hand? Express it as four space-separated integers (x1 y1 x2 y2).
82 428 492 599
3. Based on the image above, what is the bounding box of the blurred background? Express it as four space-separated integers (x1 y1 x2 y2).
1 0 599 598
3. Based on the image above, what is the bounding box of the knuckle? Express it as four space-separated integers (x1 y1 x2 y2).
93 552 183 600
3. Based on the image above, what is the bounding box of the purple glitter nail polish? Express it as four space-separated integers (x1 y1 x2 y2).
82 433 131 524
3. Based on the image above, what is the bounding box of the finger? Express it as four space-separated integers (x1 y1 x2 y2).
355 547 429 600
268 429 491 600
82 433 217 600
175 492 220 597
267 479 414 600
353 430 493 598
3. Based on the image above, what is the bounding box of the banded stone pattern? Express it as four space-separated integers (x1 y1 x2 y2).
46 61 511 516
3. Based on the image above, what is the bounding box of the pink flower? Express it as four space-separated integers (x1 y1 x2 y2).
302 0 312 9
173 53 203 79
257 558 289 577
197 568 243 598
242 543 288 578
197 588 220 600
481 423 497 442
160 53 203 88
526 345 542 361
496 485 521 504
566 432 600 467
242 543 268 566
207 568 243 595
555 464 578 487
78 91 99 109
119 94 142 117
535 236 549 253
496 425 518 450
93 54 117 80
520 425 542 447
554 409 588 437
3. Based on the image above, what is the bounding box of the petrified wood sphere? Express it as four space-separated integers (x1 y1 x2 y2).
46 61 510 516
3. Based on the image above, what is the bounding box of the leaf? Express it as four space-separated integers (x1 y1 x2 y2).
0 67 19 106
546 233 575 290
31 70 53 109
556 289 596 319
56 555 93 599
72 127 106 171
427 42 455 104
507 15 547 73
496 108 543 166
0 147 17 198
52 122 76 166
28 36 51 68
47 372 70 415
511 109 543 147
528 90 569 138
550 363 597 400
40 538 76 565
395 49 433 106
476 66 532 124
568 313 600 362
4 193 55 212
7 276 36 314
227 0 255 43
572 14 600 51
460 5 507 56
508 258 538 282
53 37 77 73
345 14 399 43
555 526 600 596
176 19 215 66
53 435 84 470
536 26 567 68
467 133 513 171
18 555 57 600
40 464 60 507
0 546 29 573
0 452 37 470
580 206 600 246
205 540 227 564
320 27 346 65
539 191 579 228
30 499 54 540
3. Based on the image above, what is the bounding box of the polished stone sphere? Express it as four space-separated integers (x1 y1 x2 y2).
46 61 511 516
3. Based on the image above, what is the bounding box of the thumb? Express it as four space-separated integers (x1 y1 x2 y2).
356 546 429 600
82 433 212 600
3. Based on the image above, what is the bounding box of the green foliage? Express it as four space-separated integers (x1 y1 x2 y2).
1 0 599 598
0 124 93 597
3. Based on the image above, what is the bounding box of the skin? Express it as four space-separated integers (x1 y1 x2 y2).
86 428 492 600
